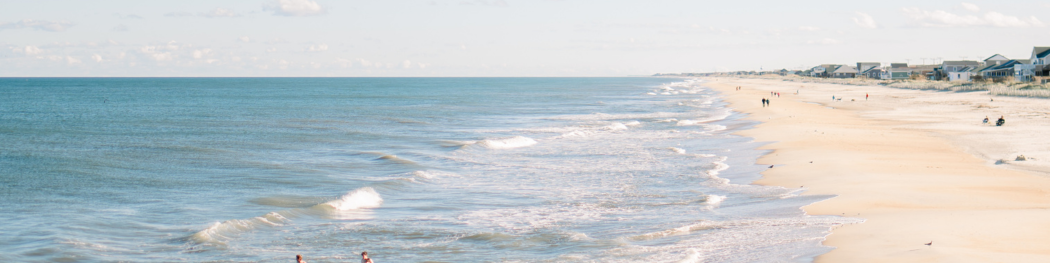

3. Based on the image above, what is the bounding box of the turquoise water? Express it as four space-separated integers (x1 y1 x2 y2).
0 78 857 262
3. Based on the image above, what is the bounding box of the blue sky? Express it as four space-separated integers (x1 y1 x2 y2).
2 0 1049 76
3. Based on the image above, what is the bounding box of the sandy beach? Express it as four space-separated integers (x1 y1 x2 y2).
705 77 1050 262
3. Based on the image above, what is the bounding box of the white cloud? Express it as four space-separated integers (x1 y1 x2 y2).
852 12 878 29
24 46 43 55
985 12 1045 27
164 12 194 17
66 56 81 65
961 3 980 12
902 7 1044 27
417 62 427 69
459 0 509 7
203 8 241 18
113 13 144 19
358 58 372 67
0 19 75 32
192 49 212 59
238 36 251 42
151 53 173 61
798 26 820 31
92 54 103 62
402 60 412 68
271 0 326 16
112 24 129 32
807 38 842 45
308 44 328 52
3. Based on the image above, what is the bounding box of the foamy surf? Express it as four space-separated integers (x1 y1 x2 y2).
190 212 291 246
322 187 383 211
475 136 537 149
191 187 384 246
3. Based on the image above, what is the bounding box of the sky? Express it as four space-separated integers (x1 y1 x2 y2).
2 0 1050 76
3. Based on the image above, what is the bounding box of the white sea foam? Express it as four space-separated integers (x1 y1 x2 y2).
605 122 628 130
669 147 686 154
704 195 726 208
624 120 641 126
701 124 727 132
323 187 383 211
476 136 537 149
190 212 290 245
676 120 702 126
705 161 730 177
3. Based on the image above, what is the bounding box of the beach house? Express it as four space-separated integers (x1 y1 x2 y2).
831 65 858 78
882 63 911 80
978 59 1029 82
1029 46 1050 83
984 54 1010 66
856 62 881 78
810 64 840 78
937 60 981 81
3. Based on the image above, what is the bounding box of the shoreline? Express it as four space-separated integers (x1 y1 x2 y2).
705 78 1050 262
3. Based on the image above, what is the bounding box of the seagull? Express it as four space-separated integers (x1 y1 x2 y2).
769 165 774 168
924 241 932 246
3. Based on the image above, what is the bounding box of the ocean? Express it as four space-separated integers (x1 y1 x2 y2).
0 77 859 262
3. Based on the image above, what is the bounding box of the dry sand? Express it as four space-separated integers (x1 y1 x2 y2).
704 78 1050 262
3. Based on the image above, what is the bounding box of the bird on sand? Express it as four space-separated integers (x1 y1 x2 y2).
924 241 932 246
769 165 774 168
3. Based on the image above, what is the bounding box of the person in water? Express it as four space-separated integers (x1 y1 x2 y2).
361 251 374 263
296 254 306 263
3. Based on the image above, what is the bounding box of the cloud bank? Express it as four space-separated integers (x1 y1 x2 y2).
0 19 75 32
271 0 326 16
902 7 1044 28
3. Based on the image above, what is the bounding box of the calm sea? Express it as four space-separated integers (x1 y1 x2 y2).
0 78 858 262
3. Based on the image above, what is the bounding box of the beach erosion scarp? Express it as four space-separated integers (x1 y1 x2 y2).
705 78 1050 262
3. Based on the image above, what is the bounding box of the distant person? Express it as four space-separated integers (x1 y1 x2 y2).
996 116 1005 126
983 116 989 124
361 251 374 263
297 255 306 263
761 98 767 107
866 93 869 100
832 95 835 101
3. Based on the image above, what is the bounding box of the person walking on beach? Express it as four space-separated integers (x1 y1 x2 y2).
361 251 374 263
866 93 869 100
761 98 766 107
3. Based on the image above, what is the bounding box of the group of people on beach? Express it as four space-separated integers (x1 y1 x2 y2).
296 251 373 263
761 98 770 107
983 116 1006 126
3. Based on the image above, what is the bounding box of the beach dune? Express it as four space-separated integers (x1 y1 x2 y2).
707 78 1050 262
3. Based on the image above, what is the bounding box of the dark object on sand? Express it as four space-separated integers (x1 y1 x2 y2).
925 241 932 246
996 116 1005 126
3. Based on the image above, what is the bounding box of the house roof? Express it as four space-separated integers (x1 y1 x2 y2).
832 66 858 74
980 60 1025 72
942 60 981 66
984 54 1010 62
890 63 908 68
859 66 882 74
1032 47 1050 59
